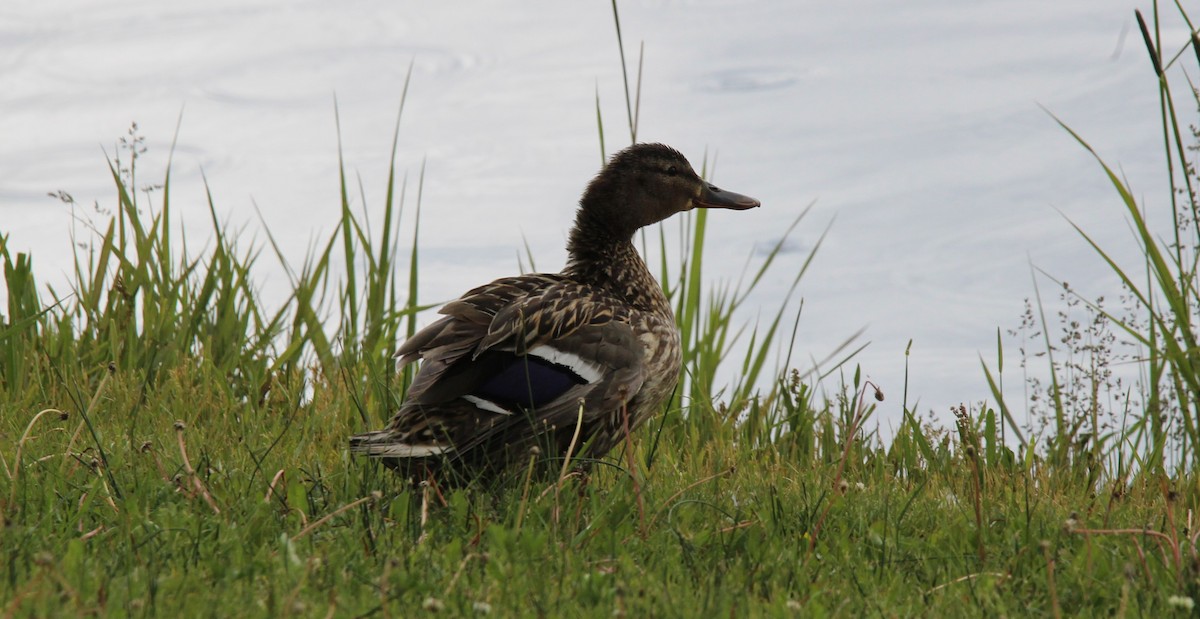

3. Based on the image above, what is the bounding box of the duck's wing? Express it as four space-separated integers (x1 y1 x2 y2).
393 274 562 369
351 275 646 463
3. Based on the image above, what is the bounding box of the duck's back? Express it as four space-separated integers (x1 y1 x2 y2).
350 270 680 481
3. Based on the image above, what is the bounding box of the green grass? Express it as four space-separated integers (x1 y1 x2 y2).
4 3 1200 617
0 375 1192 617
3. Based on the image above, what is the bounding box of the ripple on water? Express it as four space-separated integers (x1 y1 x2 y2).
694 67 799 93
199 46 483 108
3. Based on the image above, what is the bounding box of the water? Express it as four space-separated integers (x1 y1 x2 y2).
0 0 1187 431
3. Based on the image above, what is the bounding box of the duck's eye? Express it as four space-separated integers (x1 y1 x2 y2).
665 165 678 176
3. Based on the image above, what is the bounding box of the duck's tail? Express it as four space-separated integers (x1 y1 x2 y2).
348 430 453 458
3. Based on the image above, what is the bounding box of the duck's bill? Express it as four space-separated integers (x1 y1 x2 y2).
695 182 760 210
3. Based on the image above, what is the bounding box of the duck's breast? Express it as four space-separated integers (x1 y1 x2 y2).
629 312 682 427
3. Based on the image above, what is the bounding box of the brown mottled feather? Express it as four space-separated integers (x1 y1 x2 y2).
355 272 659 481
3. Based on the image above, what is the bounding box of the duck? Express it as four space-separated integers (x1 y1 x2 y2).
349 143 759 483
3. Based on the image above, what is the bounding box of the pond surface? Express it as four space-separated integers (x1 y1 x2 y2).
0 0 1186 432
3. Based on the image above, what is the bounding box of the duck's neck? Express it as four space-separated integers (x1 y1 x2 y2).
563 219 670 315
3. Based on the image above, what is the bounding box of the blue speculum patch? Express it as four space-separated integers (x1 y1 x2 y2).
474 354 588 411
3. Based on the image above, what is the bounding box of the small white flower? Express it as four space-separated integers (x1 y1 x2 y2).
786 599 803 610
473 601 492 614
422 597 445 611
1167 595 1194 610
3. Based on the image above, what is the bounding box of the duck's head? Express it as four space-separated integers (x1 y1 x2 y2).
574 143 760 240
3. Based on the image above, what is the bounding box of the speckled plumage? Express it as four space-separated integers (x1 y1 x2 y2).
349 143 759 483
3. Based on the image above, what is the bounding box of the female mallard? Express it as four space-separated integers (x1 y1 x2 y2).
350 143 759 482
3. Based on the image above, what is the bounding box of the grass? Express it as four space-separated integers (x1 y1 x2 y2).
4 3 1200 617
